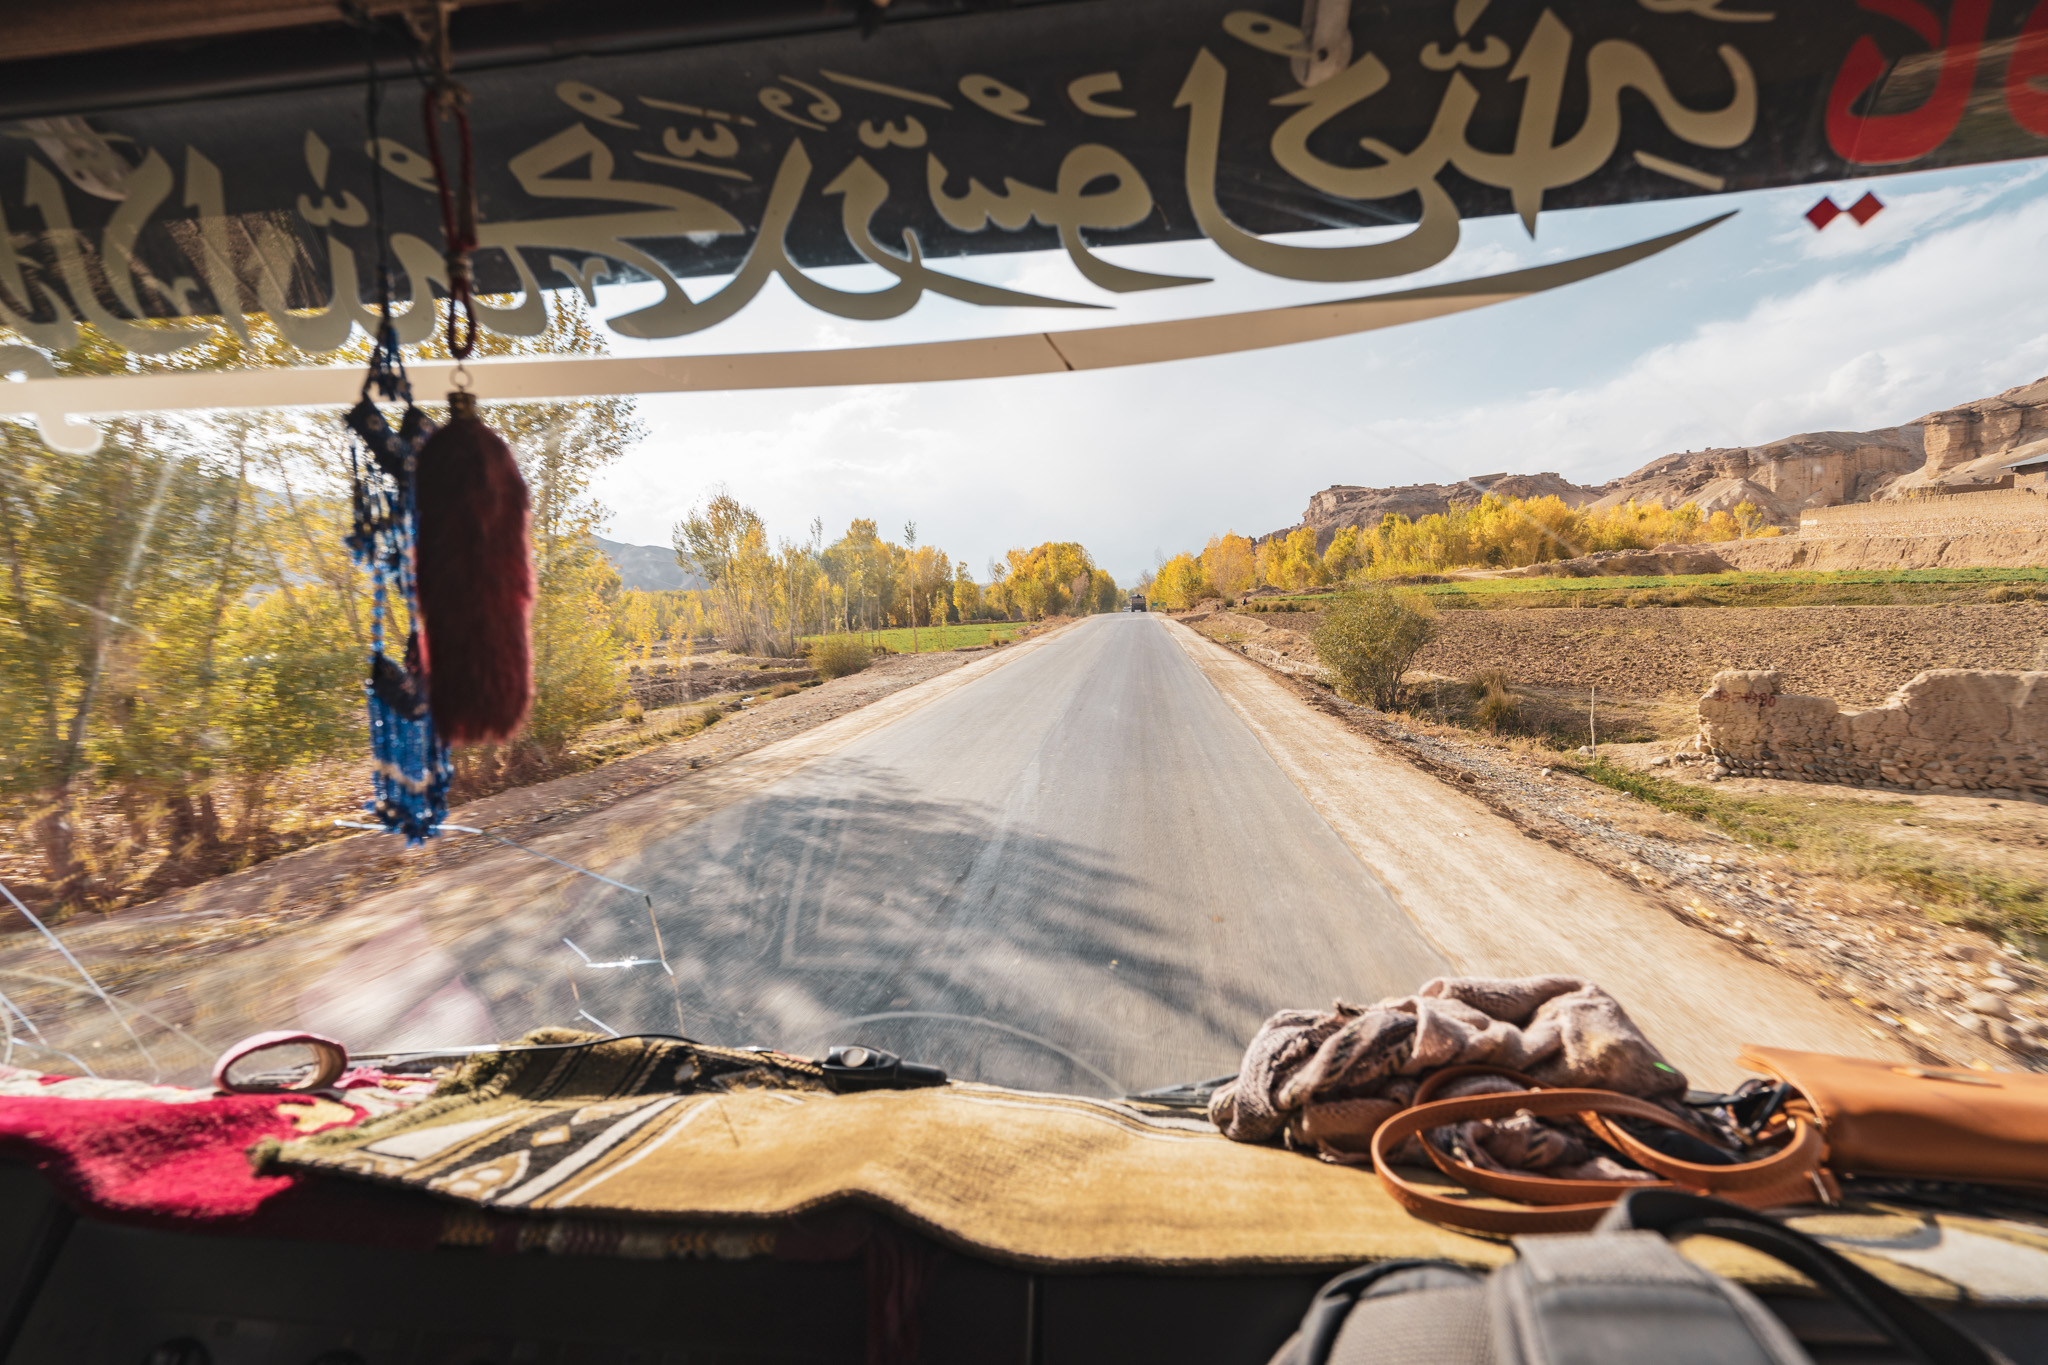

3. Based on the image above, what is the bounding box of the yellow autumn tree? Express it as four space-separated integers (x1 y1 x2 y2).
952 562 985 621
1088 569 1121 613
1201 532 1258 598
1153 553 1210 610
619 589 662 666
1164 492 1776 592
998 541 1095 619
1322 525 1367 581
1260 527 1329 590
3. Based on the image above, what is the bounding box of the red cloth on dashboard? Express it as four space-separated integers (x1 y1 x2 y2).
0 1077 443 1244
1 1091 330 1221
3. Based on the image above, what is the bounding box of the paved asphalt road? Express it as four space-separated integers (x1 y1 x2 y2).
549 614 1447 1097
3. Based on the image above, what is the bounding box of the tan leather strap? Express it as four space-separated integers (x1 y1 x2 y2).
1371 1089 1827 1235
1415 1092 1695 1208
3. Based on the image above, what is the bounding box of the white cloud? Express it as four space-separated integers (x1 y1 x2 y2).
1367 192 2048 487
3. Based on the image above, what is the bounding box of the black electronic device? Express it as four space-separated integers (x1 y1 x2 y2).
817 1045 948 1093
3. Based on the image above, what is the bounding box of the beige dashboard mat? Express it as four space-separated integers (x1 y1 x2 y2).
271 1031 2048 1299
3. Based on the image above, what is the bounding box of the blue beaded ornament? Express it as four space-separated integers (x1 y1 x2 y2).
344 325 450 844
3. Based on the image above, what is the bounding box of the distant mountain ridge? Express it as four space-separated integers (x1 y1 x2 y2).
595 536 705 591
1270 376 2048 549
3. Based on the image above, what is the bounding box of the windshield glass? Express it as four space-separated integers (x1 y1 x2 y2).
4 3 2045 1098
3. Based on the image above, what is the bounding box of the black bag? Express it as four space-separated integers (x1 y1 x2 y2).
1269 1191 2010 1365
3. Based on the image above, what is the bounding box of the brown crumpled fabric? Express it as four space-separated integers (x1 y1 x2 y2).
1209 976 1687 1180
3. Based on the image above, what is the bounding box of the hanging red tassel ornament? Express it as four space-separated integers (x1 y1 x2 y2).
413 390 535 746
411 44 532 749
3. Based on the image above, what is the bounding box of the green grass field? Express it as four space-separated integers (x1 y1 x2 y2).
803 622 1027 654
1240 566 2048 612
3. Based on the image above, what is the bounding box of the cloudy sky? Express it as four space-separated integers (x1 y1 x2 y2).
588 157 2048 585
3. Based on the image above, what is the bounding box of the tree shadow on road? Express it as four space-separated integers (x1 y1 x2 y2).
448 761 1276 1096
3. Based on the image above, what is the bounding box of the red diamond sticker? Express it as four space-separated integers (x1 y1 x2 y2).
1806 196 1843 230
1848 191 1885 224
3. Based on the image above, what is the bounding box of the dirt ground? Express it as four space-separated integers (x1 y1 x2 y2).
623 653 815 710
1182 610 2048 1072
1332 603 2047 705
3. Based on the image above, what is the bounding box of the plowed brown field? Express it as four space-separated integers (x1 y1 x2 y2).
1397 603 2048 704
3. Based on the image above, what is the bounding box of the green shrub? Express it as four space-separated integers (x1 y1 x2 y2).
1310 588 1438 710
811 635 873 679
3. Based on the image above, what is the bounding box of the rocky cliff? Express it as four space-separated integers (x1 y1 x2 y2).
1276 377 2048 548
1887 375 2048 496
1587 426 1924 525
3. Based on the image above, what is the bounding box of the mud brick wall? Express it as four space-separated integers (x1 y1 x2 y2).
1698 669 2048 799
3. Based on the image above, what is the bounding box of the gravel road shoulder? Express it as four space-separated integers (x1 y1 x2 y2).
1161 616 1908 1089
1180 610 2048 1073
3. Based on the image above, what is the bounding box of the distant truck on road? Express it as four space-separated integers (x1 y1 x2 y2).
1128 591 1147 612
